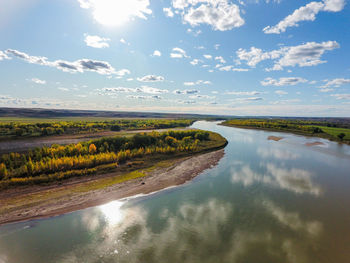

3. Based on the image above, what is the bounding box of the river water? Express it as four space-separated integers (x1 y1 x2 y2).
1 121 350 263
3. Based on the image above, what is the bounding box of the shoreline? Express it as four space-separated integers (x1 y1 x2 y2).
0 148 225 226
220 123 349 145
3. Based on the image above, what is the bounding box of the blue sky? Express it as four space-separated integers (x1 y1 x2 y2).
0 0 349 116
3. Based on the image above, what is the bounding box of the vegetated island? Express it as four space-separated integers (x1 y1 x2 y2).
0 127 227 225
221 118 350 144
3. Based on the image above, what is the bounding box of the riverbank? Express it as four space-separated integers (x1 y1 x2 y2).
221 122 350 145
0 136 227 226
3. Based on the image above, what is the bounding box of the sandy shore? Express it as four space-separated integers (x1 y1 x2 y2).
0 149 225 226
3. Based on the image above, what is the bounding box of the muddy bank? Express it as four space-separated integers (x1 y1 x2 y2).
268 136 284 141
0 149 225 226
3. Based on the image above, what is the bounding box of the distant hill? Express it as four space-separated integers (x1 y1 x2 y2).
0 107 229 120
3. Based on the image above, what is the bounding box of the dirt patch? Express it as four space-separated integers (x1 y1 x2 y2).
268 136 284 141
305 141 325 146
0 149 224 226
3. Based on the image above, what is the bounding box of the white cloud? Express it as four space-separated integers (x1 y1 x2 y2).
263 0 345 34
236 41 339 70
137 75 165 82
58 87 69 91
6 49 120 75
172 0 244 31
331 94 350 100
219 65 249 72
102 86 168 94
77 0 152 26
261 77 307 86
226 91 261 95
203 54 212 59
152 50 161 57
190 58 201 65
215 56 226 63
189 94 215 99
170 47 188 58
319 78 350 89
184 80 211 86
0 51 10 61
30 78 46 85
84 34 110 48
275 90 288 95
173 89 199 94
231 97 263 103
127 95 162 100
115 69 131 76
163 7 174 17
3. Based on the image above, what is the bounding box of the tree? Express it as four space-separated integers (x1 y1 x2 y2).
89 144 97 154
337 133 346 141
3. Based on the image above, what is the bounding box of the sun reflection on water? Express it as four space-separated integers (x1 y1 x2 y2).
99 200 125 225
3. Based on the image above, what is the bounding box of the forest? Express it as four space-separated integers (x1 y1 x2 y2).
0 129 219 188
0 119 194 139
222 119 350 143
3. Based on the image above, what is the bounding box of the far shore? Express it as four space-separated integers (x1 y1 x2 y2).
0 148 225 226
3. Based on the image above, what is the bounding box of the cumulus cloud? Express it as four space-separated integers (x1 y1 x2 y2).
218 65 249 72
137 75 165 82
0 51 10 61
170 47 188 58
275 90 288 95
102 86 168 94
115 69 131 76
152 50 161 57
215 56 226 63
189 94 215 99
331 94 350 100
263 0 345 34
172 0 244 31
163 7 174 17
203 54 212 59
173 89 199 94
261 77 308 86
77 0 152 26
30 78 46 85
232 97 263 102
5 49 126 76
84 34 110 48
184 80 211 86
226 91 261 95
236 41 339 70
319 78 350 92
190 58 202 65
127 95 162 100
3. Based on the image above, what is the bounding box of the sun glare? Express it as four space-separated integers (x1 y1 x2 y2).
99 200 125 225
90 0 151 27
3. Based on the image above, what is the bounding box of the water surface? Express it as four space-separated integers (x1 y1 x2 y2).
1 121 350 263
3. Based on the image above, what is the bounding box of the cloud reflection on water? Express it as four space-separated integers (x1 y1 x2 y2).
231 162 322 196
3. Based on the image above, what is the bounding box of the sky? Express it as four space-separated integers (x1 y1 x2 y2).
0 0 349 116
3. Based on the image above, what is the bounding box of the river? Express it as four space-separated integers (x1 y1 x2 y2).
1 121 350 263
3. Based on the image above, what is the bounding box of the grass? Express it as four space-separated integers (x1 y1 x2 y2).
222 119 350 144
306 125 350 141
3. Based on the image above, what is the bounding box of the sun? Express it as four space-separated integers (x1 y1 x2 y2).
86 0 152 27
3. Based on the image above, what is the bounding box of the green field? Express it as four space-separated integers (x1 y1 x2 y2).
222 119 350 144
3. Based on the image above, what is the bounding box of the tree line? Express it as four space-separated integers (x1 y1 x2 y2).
0 130 210 187
0 119 194 139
